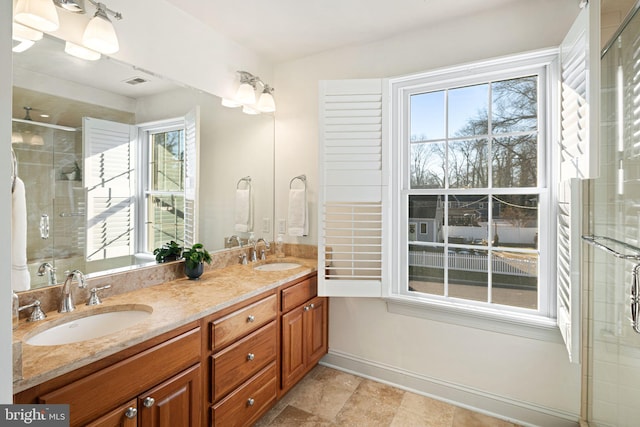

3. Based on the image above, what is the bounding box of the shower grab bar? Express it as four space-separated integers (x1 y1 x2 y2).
581 235 640 260
583 234 640 334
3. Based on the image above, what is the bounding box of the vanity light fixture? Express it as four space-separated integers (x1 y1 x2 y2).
82 1 122 54
14 0 60 33
12 22 43 53
224 71 276 114
65 41 101 60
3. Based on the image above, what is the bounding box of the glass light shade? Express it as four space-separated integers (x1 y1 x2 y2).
11 132 24 144
12 39 35 53
242 105 260 115
65 41 101 61
14 0 60 32
257 92 276 113
13 22 43 41
235 83 256 105
221 98 242 108
28 134 44 146
82 14 119 54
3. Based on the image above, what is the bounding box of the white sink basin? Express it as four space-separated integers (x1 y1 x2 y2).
25 305 153 346
253 262 302 272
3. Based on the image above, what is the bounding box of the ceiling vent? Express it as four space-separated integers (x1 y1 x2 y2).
123 77 149 86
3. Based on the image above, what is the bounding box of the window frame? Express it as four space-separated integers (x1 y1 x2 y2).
386 50 561 340
136 118 187 254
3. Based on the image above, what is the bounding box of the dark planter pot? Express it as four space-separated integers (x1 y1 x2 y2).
185 262 204 280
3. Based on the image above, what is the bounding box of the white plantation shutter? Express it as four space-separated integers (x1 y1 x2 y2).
318 79 388 297
559 2 599 181
556 1 598 362
184 108 199 247
557 178 581 363
83 117 136 261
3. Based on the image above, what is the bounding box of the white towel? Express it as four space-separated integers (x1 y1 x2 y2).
234 188 252 232
287 188 308 237
12 177 30 291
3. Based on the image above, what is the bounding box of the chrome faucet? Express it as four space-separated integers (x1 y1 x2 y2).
251 238 271 262
227 235 243 248
37 262 57 287
59 269 87 313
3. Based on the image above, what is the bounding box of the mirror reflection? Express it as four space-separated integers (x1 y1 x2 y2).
12 35 274 290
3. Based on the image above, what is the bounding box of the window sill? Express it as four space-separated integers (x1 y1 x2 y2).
385 295 563 343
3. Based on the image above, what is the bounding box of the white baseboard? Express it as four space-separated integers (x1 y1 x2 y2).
321 350 580 427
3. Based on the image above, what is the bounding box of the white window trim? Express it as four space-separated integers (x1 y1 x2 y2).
385 49 561 340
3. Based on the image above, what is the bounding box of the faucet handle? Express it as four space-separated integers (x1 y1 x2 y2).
239 253 248 265
18 300 47 322
87 285 112 306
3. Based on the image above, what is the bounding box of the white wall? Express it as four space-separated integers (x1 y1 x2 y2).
273 0 582 424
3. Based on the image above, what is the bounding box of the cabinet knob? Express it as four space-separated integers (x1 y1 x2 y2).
125 407 137 419
143 397 155 407
247 315 255 323
247 398 255 407
247 353 255 361
309 303 315 309
304 305 310 311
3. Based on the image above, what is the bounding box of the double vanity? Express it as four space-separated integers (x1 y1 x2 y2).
12 255 327 427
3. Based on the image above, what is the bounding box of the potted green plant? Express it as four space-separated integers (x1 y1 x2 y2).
182 243 212 279
153 241 183 263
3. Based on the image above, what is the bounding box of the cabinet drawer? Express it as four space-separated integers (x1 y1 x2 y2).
281 276 317 312
211 294 277 351
39 327 201 427
212 321 276 402
212 362 277 427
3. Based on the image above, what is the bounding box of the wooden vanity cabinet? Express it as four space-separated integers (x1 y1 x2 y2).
15 323 202 427
280 274 328 394
207 292 279 427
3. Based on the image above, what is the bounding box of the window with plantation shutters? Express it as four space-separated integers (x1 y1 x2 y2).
83 117 136 262
318 79 388 297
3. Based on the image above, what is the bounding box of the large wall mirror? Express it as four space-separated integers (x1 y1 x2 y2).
12 35 274 290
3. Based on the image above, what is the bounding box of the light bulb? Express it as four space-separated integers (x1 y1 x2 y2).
14 0 60 32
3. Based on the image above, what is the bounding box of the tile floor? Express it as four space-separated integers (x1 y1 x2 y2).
255 364 521 427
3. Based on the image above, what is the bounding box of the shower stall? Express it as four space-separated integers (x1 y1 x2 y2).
586 3 640 425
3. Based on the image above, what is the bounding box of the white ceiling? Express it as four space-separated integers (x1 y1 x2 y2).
163 0 525 63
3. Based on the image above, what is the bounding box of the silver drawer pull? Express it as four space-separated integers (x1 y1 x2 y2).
247 398 255 407
125 407 137 419
143 397 155 407
247 315 255 323
247 353 255 361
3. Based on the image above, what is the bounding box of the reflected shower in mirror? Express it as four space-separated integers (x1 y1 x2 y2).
12 35 274 290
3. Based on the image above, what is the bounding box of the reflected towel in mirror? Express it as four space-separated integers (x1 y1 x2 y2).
12 177 30 291
234 188 253 232
288 188 308 236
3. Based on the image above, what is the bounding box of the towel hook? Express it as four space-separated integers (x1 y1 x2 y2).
236 176 252 189
289 174 307 189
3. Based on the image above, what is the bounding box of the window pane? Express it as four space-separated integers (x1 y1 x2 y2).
448 139 488 188
150 130 184 192
492 251 538 309
492 134 537 188
411 91 445 141
447 195 488 246
147 194 185 252
492 194 538 250
409 247 444 296
409 195 443 243
491 76 537 134
448 84 488 137
448 248 488 302
410 142 445 188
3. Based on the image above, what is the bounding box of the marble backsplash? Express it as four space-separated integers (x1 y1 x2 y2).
15 243 317 319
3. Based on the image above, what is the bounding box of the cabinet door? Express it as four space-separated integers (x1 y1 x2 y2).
306 297 328 365
86 400 138 427
138 364 201 427
281 306 306 389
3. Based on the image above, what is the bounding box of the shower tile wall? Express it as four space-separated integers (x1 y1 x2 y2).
588 6 640 426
